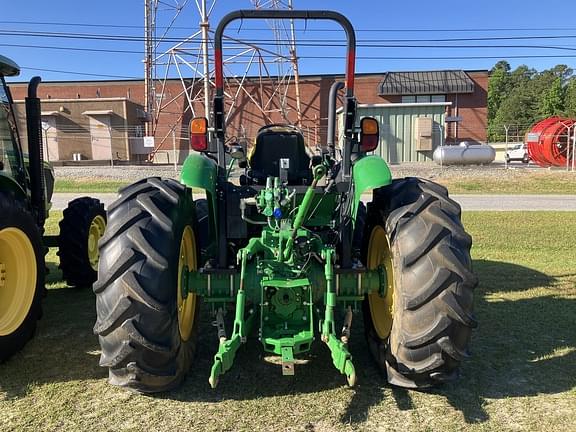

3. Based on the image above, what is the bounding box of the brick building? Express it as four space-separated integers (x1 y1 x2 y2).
8 69 487 163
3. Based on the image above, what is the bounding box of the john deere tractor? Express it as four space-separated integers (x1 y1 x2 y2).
0 55 106 362
95 10 477 392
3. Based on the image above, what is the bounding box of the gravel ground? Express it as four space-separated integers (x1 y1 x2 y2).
54 161 557 183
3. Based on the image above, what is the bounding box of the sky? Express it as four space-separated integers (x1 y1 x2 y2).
2 0 576 83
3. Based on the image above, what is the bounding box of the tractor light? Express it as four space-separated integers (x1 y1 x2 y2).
359 117 379 153
189 117 208 151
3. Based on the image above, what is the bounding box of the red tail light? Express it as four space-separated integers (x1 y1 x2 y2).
189 117 208 151
359 117 379 152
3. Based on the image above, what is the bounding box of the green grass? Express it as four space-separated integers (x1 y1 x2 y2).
53 171 576 195
437 172 576 194
1 212 575 431
54 179 203 194
54 179 130 193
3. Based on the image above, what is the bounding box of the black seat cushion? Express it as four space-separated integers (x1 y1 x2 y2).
248 126 311 185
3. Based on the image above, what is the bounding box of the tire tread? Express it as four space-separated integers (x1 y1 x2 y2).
362 177 477 388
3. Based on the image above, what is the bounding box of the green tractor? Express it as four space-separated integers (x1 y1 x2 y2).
95 10 477 392
0 55 106 362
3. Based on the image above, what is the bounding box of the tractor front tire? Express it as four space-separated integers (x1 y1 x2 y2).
94 178 203 393
362 177 477 388
58 197 106 287
0 192 45 363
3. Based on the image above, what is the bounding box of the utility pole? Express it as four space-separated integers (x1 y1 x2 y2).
504 125 509 169
200 0 211 128
144 0 155 137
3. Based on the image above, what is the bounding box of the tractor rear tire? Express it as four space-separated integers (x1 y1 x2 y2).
0 192 45 363
58 197 106 287
362 177 477 388
94 178 204 393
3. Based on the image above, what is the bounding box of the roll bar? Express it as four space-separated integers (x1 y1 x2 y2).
212 10 357 173
214 10 356 97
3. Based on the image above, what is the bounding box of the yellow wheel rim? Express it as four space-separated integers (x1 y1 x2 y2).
177 226 197 342
367 225 395 340
0 227 38 336
88 215 106 272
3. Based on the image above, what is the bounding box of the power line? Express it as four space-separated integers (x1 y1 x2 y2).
1 19 576 33
10 54 576 81
3 39 576 64
19 66 141 80
3 29 576 44
0 43 143 55
4 41 576 55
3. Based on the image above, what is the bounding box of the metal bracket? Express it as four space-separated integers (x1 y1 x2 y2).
281 346 295 376
212 308 227 343
279 158 289 183
341 306 353 344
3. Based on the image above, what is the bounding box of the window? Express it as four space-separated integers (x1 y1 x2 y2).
0 77 18 176
401 95 446 103
431 95 446 102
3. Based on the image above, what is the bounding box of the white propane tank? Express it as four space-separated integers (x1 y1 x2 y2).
433 141 496 165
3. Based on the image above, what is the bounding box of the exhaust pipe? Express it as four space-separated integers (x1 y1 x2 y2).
327 81 344 157
25 76 45 226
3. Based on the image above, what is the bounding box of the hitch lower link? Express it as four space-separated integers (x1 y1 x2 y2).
209 250 255 388
320 249 356 386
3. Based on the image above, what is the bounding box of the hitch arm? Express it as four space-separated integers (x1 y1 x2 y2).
321 249 356 386
209 250 256 388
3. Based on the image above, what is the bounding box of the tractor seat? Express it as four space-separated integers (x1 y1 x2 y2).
247 124 312 185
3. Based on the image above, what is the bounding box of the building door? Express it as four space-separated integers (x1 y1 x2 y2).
41 116 59 161
88 114 112 160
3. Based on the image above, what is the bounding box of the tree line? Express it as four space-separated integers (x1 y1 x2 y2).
488 61 576 141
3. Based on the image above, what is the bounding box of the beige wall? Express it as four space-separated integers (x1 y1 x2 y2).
13 98 145 161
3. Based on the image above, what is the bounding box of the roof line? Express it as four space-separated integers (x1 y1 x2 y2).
6 69 489 85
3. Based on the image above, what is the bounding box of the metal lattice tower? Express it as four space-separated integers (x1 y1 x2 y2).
144 0 304 157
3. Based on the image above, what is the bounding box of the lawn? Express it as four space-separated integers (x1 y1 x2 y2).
54 179 130 193
1 211 575 431
53 171 576 195
435 171 576 194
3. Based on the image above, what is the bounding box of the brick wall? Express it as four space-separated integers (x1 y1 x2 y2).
8 70 487 160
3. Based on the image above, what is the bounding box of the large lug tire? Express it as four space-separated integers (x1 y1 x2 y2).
94 178 205 393
58 197 107 287
0 192 45 363
362 177 478 388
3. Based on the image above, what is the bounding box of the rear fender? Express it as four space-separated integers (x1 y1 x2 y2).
351 155 392 223
180 153 218 240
